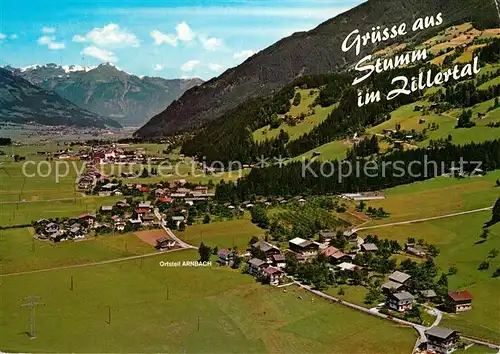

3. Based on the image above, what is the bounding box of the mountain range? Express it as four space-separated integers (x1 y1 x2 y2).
134 0 500 138
0 67 121 129
8 63 203 126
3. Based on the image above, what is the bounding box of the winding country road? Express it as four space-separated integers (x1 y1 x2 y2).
0 247 189 277
297 283 500 352
153 208 198 249
352 206 493 232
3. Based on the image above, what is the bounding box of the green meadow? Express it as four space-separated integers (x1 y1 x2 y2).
359 170 500 226
359 212 500 343
253 89 337 143
0 249 417 353
0 227 154 275
176 219 264 251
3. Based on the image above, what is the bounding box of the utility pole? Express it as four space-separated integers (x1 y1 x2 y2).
70 276 74 291
107 305 112 324
20 296 44 339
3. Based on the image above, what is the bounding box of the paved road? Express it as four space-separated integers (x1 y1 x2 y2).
298 283 500 352
352 207 493 232
422 304 443 328
153 208 197 249
0 195 112 204
295 282 427 352
0 247 189 277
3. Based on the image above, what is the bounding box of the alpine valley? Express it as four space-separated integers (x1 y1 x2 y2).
6 63 203 126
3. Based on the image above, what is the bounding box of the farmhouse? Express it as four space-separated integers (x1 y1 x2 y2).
361 243 378 252
156 237 176 249
340 192 386 201
381 281 405 292
138 201 152 209
252 241 281 259
425 327 460 354
405 246 427 258
271 254 286 268
387 291 414 312
142 213 156 224
337 262 363 272
381 271 411 292
217 249 234 266
248 258 267 276
447 291 473 312
114 221 126 231
319 231 336 243
321 246 351 264
388 271 411 285
420 289 438 302
262 267 284 286
289 237 319 258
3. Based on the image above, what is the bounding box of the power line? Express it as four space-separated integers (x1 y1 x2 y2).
20 296 45 339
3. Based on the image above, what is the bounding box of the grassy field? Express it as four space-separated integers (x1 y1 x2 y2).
100 162 249 185
323 285 369 308
290 140 350 162
0 196 123 227
0 161 84 202
0 227 156 275
358 170 500 226
359 212 500 343
253 89 337 143
176 219 264 251
0 249 417 353
367 99 500 148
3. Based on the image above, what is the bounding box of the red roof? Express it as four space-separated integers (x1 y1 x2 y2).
139 186 150 192
321 246 340 257
135 208 149 214
448 291 473 302
263 267 282 275
321 246 347 259
78 213 95 219
159 197 173 203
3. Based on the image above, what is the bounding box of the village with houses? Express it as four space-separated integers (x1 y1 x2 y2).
11 138 497 354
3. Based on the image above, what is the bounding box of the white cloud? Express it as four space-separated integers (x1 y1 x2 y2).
233 50 256 60
37 35 65 50
208 63 224 72
82 46 118 63
0 33 6 40
202 37 223 51
42 27 56 34
48 42 65 50
9 34 18 40
153 64 164 71
78 24 139 48
72 34 87 43
150 30 178 46
180 60 200 72
176 22 195 42
37 35 55 45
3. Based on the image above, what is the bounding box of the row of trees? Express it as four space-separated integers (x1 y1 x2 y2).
215 139 500 202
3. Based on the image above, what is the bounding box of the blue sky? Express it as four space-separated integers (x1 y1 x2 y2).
0 0 363 79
